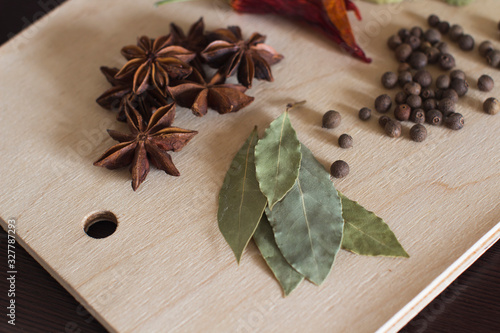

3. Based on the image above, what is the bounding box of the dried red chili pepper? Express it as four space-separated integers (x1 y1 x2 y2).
229 0 370 63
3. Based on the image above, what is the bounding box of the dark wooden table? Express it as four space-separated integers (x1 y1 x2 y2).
1 2 499 332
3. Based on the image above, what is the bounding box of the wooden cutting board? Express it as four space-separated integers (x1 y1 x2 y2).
1 0 499 332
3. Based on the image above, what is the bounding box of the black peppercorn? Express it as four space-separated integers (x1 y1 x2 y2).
436 41 449 54
441 89 459 103
445 112 464 130
450 78 469 97
450 69 466 81
410 26 423 38
420 88 435 100
438 21 450 34
378 115 391 128
330 160 349 178
322 110 341 128
404 81 422 96
458 34 475 51
406 94 422 109
436 74 451 90
435 89 443 100
394 104 411 121
478 41 494 57
439 53 456 70
419 41 432 52
477 75 494 92
395 91 407 105
381 71 398 89
438 98 455 116
483 97 500 115
375 94 392 113
427 14 440 27
338 134 353 149
425 47 441 64
387 35 403 50
413 70 432 88
407 36 421 50
424 28 441 44
398 28 411 40
397 62 411 73
426 109 443 126
395 43 413 62
398 71 413 87
410 124 427 142
359 107 372 121
408 52 428 69
385 120 402 138
422 98 437 111
486 50 500 68
449 24 463 42
410 108 426 124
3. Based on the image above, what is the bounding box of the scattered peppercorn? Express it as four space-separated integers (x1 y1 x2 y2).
413 70 432 88
395 43 413 62
387 35 403 50
375 94 392 113
378 115 391 128
407 36 421 50
394 104 411 121
436 41 449 54
438 98 455 116
330 160 349 179
436 74 451 90
425 47 441 64
458 34 475 51
322 110 341 128
397 62 411 73
410 26 423 38
410 124 427 142
427 14 440 28
441 89 459 103
423 99 437 111
437 21 450 34
445 112 464 130
398 71 413 87
395 91 407 105
426 109 443 126
398 28 411 41
338 134 353 149
358 107 372 121
381 71 398 89
439 53 456 70
477 75 494 92
409 52 428 69
487 50 500 68
410 108 426 124
479 41 494 57
483 97 500 115
449 24 463 42
406 94 422 109
450 69 466 81
424 28 441 44
419 41 432 52
420 88 435 100
450 78 469 97
404 81 422 96
385 120 402 138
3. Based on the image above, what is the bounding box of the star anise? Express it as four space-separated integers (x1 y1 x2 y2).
94 100 198 191
201 26 284 88
96 66 169 122
115 35 196 96
168 68 254 116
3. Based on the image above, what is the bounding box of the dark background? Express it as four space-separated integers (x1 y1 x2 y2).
0 1 499 332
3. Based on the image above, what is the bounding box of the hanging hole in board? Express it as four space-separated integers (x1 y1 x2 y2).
84 211 118 239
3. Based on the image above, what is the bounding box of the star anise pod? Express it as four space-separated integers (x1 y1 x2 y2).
96 66 169 122
201 26 284 88
168 68 254 116
94 100 198 191
115 35 196 96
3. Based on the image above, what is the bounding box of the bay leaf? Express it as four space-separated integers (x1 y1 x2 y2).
253 213 304 296
339 193 409 258
218 127 268 263
266 144 344 285
254 111 301 210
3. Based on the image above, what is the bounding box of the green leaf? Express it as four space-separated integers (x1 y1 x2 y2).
253 214 304 296
266 145 344 285
255 111 301 210
339 193 409 258
218 127 268 263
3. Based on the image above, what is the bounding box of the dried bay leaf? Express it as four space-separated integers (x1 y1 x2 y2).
266 145 344 285
339 193 409 258
218 127 268 263
253 214 304 296
255 110 301 210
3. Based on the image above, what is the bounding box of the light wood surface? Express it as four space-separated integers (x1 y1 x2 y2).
0 0 499 332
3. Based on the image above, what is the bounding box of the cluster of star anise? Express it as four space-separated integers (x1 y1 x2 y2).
94 18 284 190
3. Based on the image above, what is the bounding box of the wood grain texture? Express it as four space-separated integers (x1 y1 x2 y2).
0 0 499 332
